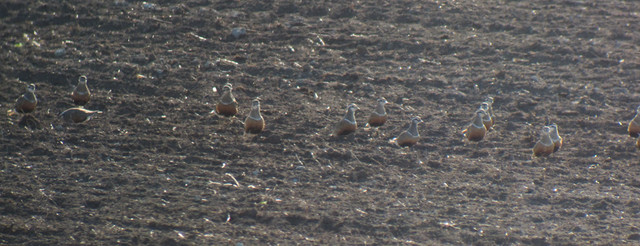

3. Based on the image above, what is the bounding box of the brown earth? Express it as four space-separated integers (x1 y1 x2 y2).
2 0 640 245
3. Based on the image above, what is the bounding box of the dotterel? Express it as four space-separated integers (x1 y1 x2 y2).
628 105 640 138
333 103 359 136
479 102 493 130
61 107 103 123
15 84 37 114
368 97 388 127
463 110 487 142
216 83 238 117
548 123 562 153
533 126 555 157
71 75 91 106
396 116 423 147
244 99 265 134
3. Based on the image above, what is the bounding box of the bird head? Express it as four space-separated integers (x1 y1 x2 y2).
27 84 36 92
223 83 233 91
347 103 359 112
484 96 494 105
480 102 490 111
78 75 88 85
252 98 261 108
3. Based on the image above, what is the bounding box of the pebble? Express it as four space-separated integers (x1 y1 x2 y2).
54 48 66 57
231 27 246 39
142 1 157 10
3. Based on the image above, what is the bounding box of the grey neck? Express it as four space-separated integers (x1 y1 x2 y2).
472 115 484 128
540 133 554 146
76 83 89 94
634 113 640 124
221 91 235 104
374 103 386 116
407 121 419 136
249 105 262 120
24 92 37 103
550 128 560 141
344 109 356 124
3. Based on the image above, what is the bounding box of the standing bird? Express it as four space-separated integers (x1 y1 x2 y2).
71 75 91 106
333 103 359 136
548 123 563 153
244 99 265 134
463 110 487 141
60 107 102 123
533 126 555 157
216 83 238 117
484 97 495 115
628 105 640 138
368 98 388 127
15 84 37 114
396 116 423 147
479 102 493 130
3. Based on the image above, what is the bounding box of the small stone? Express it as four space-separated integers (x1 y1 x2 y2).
54 48 66 57
142 1 157 10
231 27 246 39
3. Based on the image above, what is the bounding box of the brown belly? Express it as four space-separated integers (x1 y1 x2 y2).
465 125 486 142
334 120 357 136
553 139 563 152
629 121 640 138
216 103 238 117
368 115 387 127
71 93 91 106
483 119 493 130
397 132 419 147
15 100 36 113
71 114 88 123
533 143 554 157
245 118 265 134
62 112 86 123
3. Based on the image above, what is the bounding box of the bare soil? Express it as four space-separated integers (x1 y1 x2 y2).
2 0 640 245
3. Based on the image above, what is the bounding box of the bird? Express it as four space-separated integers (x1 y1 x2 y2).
216 83 238 117
548 123 562 153
60 107 102 123
482 96 495 127
396 116 423 147
463 110 487 141
368 97 388 127
333 103 359 136
628 105 640 138
15 84 37 114
71 75 91 106
244 99 265 134
532 126 555 157
479 102 493 130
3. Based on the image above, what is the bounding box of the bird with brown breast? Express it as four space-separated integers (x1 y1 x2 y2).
244 99 265 134
216 83 238 117
71 75 91 106
463 110 487 142
628 105 640 138
368 97 388 127
533 126 555 157
548 123 562 153
333 103 359 136
15 84 37 114
61 107 103 123
396 116 423 147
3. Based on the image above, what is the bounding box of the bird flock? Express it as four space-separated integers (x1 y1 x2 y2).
11 79 640 157
13 75 102 124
